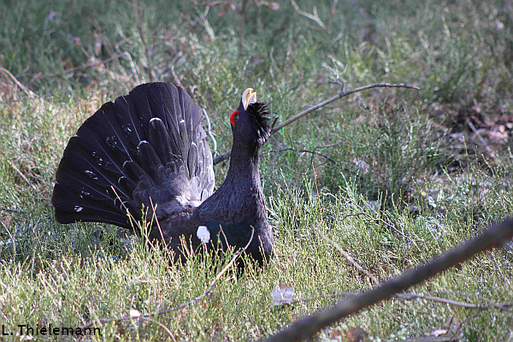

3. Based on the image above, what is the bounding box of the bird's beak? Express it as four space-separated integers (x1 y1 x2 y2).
242 88 257 110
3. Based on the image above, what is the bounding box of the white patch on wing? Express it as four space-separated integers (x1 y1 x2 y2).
197 226 210 243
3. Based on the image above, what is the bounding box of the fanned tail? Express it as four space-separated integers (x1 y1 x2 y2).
52 82 215 231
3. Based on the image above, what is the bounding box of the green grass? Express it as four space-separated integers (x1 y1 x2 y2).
1 0 513 340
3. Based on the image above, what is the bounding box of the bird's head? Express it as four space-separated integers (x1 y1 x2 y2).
229 88 271 148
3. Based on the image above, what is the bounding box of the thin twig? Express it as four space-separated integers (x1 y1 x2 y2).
488 250 510 285
467 120 488 148
394 293 512 311
77 227 254 331
290 0 326 30
340 211 416 246
316 229 380 285
213 82 419 165
9 161 37 191
287 291 512 312
141 317 177 342
0 206 26 213
263 138 351 177
263 218 513 342
0 67 36 98
314 139 347 150
298 149 340 165
289 292 356 305
265 147 340 163
428 290 496 304
273 83 419 133
315 227 505 311
467 120 493 155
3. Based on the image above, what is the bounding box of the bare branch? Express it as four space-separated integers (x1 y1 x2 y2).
314 226 510 313
395 293 512 311
213 150 232 165
0 67 36 98
488 250 510 285
287 291 512 312
0 206 26 214
272 83 419 133
316 229 380 285
339 211 416 246
213 82 419 165
297 148 340 164
263 218 513 342
9 160 37 191
290 0 326 30
141 317 177 341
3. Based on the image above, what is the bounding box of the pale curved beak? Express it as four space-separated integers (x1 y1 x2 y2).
242 88 257 110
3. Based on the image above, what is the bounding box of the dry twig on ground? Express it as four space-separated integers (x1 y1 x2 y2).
264 218 513 342
77 228 254 332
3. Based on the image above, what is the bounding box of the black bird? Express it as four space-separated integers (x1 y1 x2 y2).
52 82 273 263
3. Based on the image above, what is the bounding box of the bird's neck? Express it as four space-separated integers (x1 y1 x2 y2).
196 143 264 222
224 143 261 186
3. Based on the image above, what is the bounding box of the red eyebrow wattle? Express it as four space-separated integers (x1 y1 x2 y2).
230 110 239 127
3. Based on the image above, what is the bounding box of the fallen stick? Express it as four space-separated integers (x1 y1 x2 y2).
263 218 513 342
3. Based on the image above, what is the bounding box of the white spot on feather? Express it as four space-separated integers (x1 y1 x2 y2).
80 191 91 198
197 226 210 243
84 170 98 180
74 206 84 213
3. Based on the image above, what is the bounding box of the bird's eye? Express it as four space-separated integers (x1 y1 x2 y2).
230 110 240 127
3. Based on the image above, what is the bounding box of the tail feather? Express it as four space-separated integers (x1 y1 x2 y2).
187 142 198 179
123 161 149 184
138 141 163 178
118 176 138 196
54 183 132 226
79 103 137 163
53 82 215 231
149 118 173 164
57 139 131 200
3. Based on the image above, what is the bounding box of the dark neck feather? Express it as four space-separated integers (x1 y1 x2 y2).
225 140 261 183
196 141 264 222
